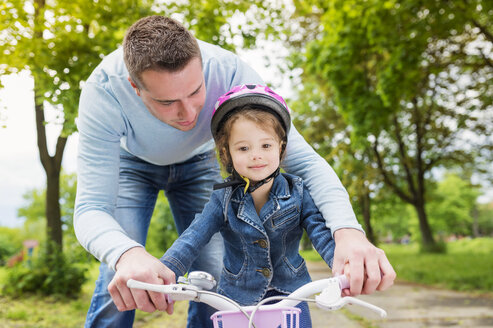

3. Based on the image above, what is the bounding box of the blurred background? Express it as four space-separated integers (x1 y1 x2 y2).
0 0 492 327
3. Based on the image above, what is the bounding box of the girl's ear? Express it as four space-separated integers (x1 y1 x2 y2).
220 146 228 159
220 147 233 172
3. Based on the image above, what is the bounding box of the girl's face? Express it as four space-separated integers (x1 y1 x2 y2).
228 117 282 183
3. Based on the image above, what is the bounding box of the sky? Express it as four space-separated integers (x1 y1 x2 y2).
0 71 79 227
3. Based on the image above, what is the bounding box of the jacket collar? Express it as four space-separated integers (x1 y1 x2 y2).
229 173 291 201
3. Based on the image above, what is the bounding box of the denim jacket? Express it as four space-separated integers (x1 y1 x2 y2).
161 173 335 306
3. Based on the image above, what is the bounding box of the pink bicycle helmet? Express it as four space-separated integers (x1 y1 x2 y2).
211 84 291 140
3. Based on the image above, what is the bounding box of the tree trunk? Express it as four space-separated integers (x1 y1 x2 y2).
33 0 67 250
471 206 479 238
46 166 63 247
415 200 437 250
359 191 376 245
34 87 67 249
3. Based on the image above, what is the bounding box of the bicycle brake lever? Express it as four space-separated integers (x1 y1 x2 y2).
315 279 344 310
314 279 387 318
339 297 387 318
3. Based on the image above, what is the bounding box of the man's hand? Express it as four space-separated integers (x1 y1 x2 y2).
332 228 396 296
108 247 176 314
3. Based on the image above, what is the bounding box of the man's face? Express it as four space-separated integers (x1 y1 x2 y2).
129 57 206 131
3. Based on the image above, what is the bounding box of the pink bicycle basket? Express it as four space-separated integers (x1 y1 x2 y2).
211 306 301 328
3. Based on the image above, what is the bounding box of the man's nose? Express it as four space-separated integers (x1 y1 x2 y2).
178 99 195 121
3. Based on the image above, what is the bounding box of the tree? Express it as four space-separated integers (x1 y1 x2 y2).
427 172 481 236
291 81 382 244
0 0 155 249
476 202 493 236
1 0 285 251
165 1 284 52
0 227 24 266
17 172 90 259
290 0 493 251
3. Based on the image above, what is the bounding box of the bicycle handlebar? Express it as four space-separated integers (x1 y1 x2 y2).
127 271 386 318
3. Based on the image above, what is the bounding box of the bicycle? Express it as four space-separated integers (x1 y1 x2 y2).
127 271 387 328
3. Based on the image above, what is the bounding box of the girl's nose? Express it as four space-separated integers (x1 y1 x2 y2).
251 151 261 160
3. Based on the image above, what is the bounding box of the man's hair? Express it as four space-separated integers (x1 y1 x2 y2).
123 16 201 89
214 107 287 173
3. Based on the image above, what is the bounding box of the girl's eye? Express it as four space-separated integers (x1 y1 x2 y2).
239 146 248 151
262 144 271 149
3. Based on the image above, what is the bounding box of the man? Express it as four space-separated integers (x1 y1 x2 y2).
75 15 395 328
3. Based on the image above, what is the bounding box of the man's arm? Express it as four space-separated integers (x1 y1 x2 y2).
282 125 396 295
75 80 175 313
74 81 142 270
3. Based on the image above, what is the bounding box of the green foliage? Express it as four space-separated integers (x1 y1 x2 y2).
145 192 178 258
0 228 24 266
447 237 493 254
285 0 493 249
290 81 382 243
1 0 158 249
371 195 415 242
3 242 87 297
476 202 493 236
0 262 189 327
299 248 323 262
0 0 156 135
427 173 481 236
164 1 285 51
17 172 93 262
303 0 493 138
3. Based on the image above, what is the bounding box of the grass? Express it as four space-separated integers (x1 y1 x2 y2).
381 238 493 293
0 263 189 327
303 237 493 293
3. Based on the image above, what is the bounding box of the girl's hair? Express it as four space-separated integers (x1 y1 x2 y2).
214 107 287 173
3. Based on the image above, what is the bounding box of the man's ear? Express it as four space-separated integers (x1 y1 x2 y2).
128 76 141 96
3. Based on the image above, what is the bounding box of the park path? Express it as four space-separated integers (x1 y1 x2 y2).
307 261 493 328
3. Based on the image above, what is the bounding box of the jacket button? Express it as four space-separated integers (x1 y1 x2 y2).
257 239 268 248
261 268 271 278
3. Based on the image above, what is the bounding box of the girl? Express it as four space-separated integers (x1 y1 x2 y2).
160 84 335 326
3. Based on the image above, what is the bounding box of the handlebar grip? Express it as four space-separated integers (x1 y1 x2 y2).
337 275 350 290
127 279 167 293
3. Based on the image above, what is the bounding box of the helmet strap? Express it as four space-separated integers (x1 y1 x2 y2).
213 168 280 193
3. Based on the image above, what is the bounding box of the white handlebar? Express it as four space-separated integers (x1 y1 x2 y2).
127 273 387 318
127 279 198 301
